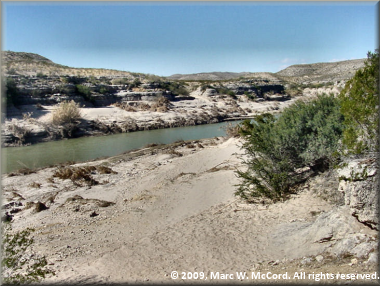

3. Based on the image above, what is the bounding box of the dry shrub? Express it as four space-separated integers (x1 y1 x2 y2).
122 105 137 112
9 124 31 143
52 166 98 186
144 143 159 148
64 195 115 208
8 167 35 176
22 112 33 121
114 102 151 112
167 148 183 157
150 96 171 112
122 116 139 132
139 103 151 111
52 100 81 125
96 165 117 174
29 182 41 188
52 165 117 186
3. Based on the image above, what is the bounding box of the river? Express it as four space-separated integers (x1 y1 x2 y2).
2 121 239 174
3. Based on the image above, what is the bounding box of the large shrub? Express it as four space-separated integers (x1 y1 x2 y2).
236 94 344 201
338 49 379 154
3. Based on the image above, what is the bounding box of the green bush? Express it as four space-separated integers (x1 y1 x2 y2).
129 78 141 89
236 94 344 201
66 76 85 84
76 84 91 97
4 78 20 106
158 81 189 96
111 77 129 85
76 84 94 102
215 87 236 98
338 49 379 154
99 86 108 94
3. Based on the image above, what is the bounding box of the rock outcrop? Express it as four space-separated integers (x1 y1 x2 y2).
271 206 377 261
337 155 378 230
271 155 379 264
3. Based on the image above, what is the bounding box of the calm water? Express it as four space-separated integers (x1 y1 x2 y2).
2 121 239 174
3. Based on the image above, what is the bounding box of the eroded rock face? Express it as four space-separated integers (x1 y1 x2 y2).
270 206 377 262
337 155 378 230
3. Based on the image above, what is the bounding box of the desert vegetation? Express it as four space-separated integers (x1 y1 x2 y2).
1 224 55 284
236 50 379 202
51 100 81 126
51 164 117 187
2 50 377 284
339 50 379 154
236 94 344 201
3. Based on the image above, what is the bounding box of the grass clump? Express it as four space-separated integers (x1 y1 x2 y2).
52 100 81 126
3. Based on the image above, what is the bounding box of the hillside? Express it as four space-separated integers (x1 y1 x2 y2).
167 59 366 83
276 59 366 83
2 51 135 78
3 51 366 84
167 71 254 81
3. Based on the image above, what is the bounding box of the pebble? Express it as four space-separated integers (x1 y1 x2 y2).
349 258 358 266
315 255 324 262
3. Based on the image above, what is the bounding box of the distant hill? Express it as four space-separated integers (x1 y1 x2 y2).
167 72 253 81
2 51 366 83
167 59 366 83
167 71 285 82
276 59 366 82
3 51 54 64
2 51 134 78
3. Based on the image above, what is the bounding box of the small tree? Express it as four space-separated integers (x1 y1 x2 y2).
338 49 379 154
52 100 81 126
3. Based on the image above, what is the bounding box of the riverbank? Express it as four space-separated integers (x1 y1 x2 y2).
1 89 297 147
2 136 377 284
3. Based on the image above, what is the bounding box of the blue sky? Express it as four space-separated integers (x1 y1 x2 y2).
2 1 378 76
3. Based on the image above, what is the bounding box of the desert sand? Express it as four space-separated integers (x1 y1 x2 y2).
2 135 378 284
